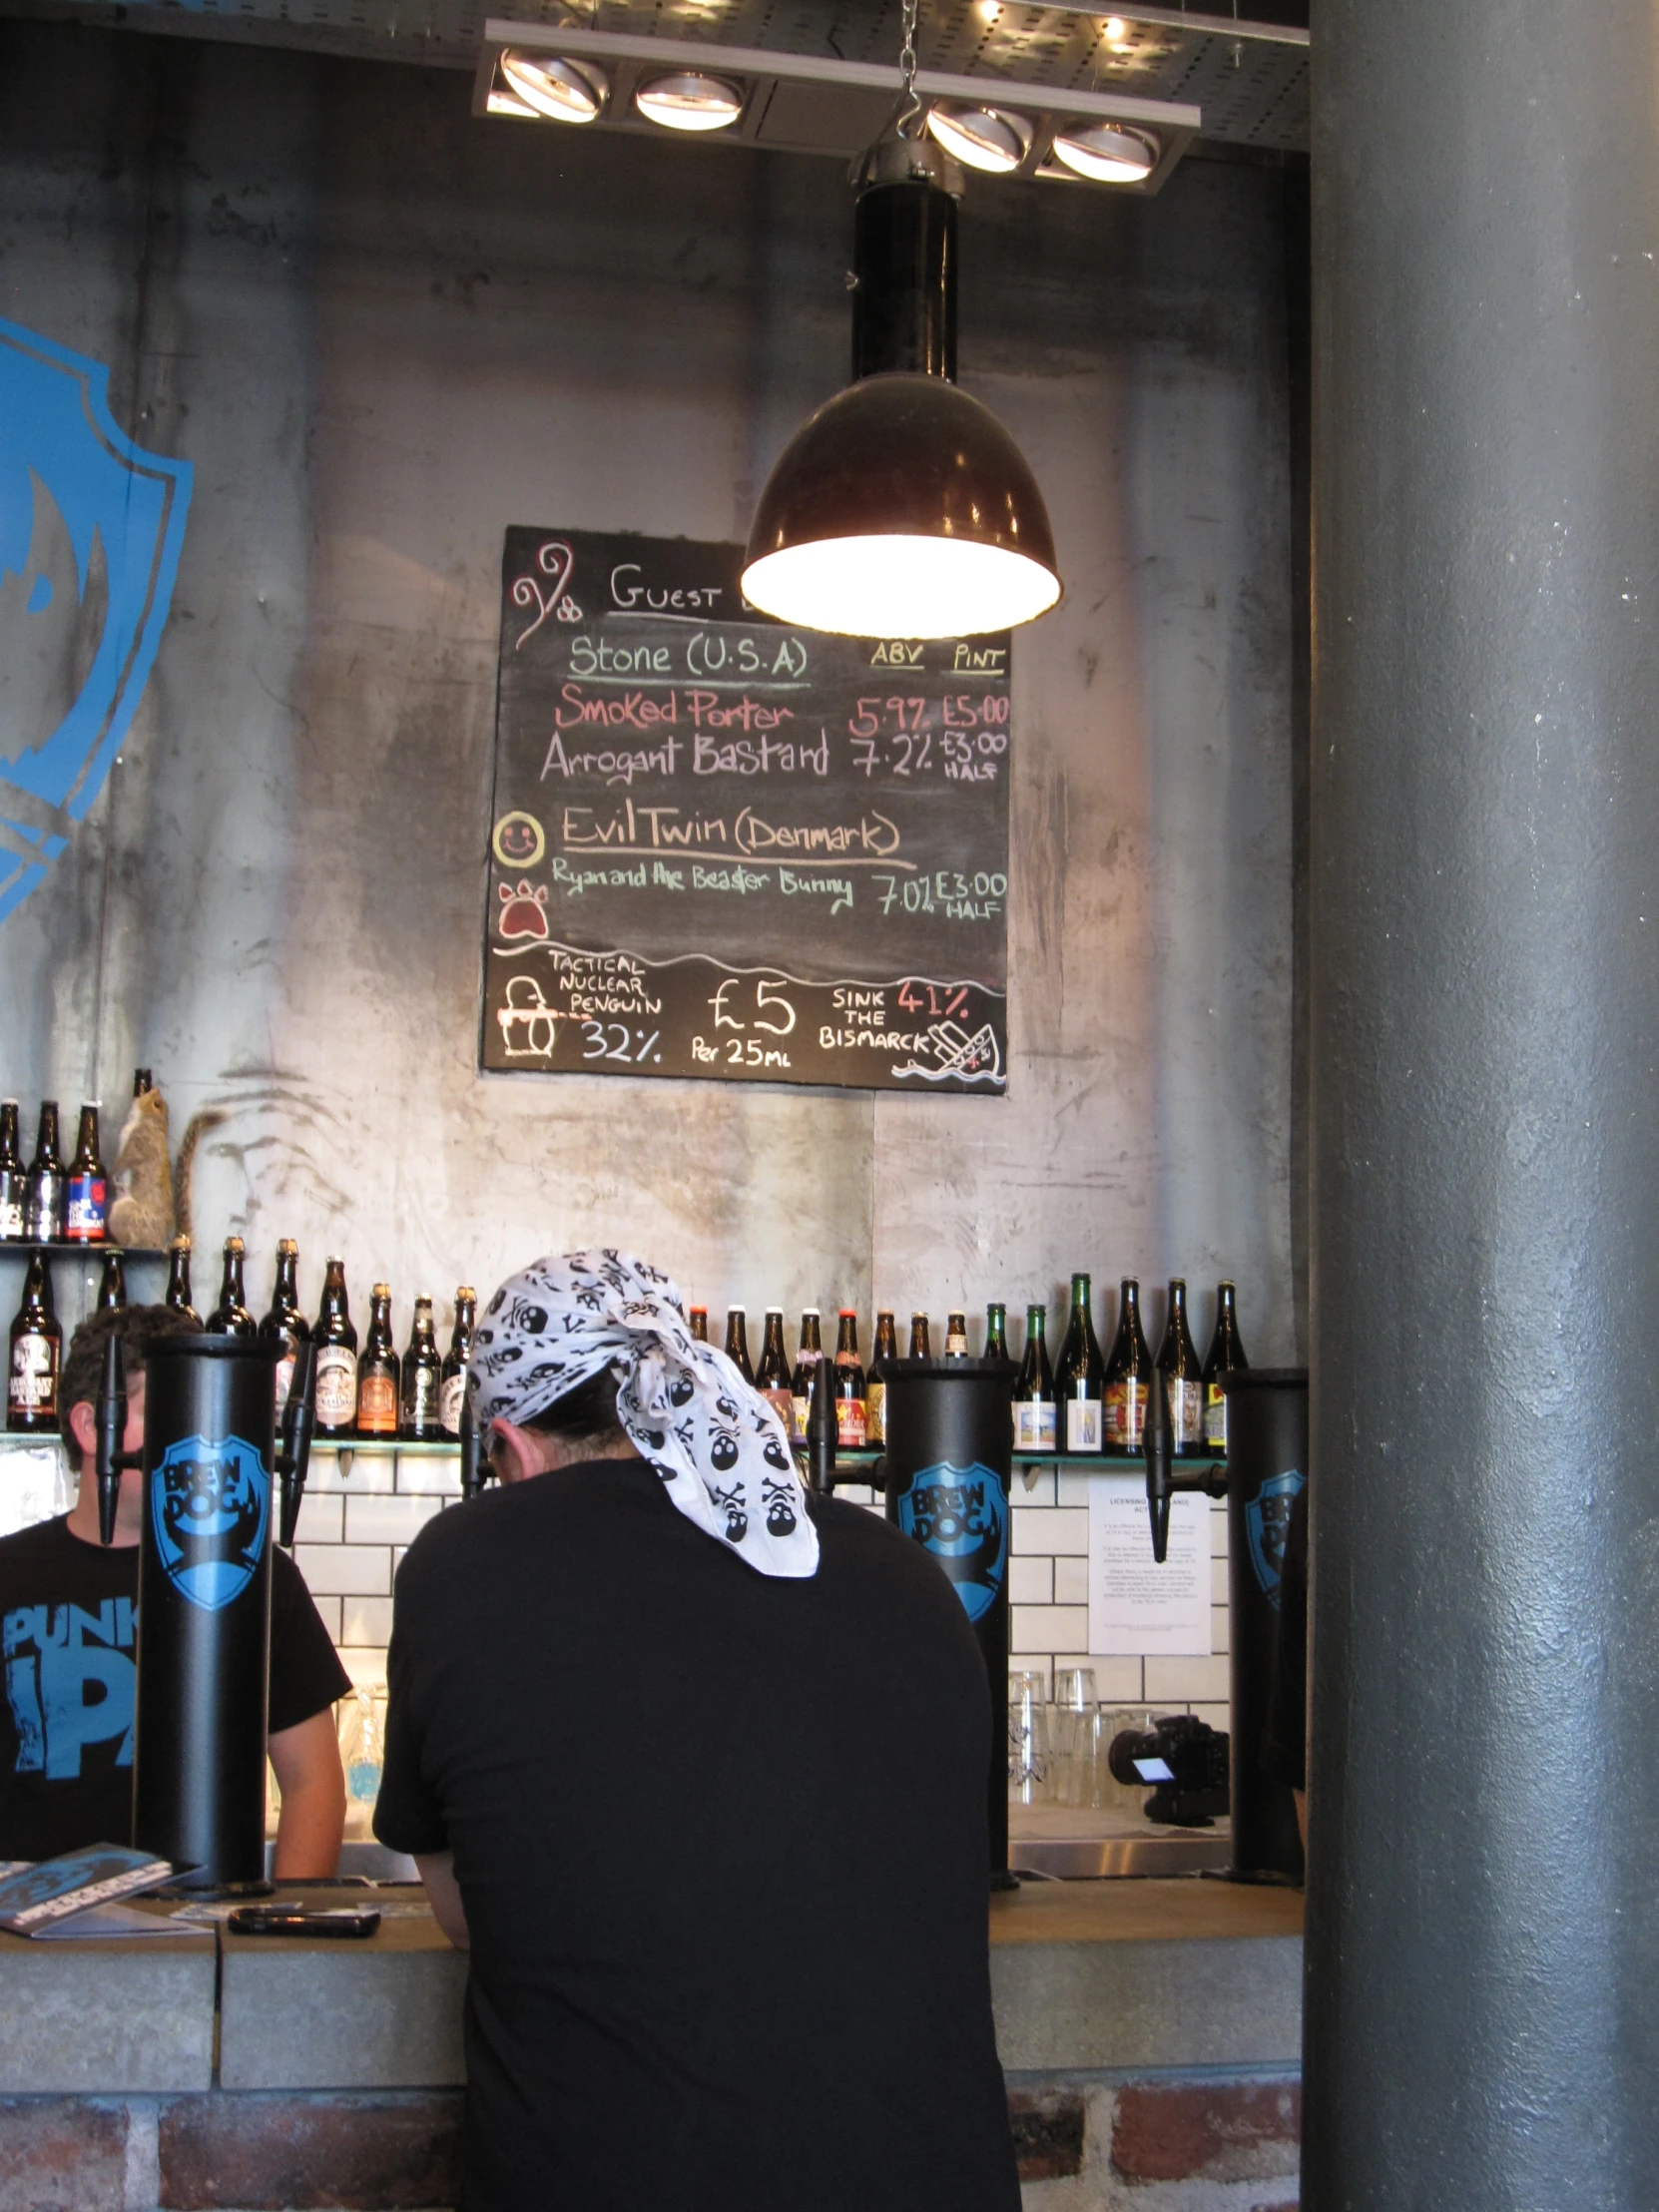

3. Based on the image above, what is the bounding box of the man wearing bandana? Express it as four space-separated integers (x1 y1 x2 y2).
375 1250 1019 2212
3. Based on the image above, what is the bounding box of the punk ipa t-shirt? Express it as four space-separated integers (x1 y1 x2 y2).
376 1462 1021 2212
0 1514 349 1861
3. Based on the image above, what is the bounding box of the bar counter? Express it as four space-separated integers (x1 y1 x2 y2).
0 1879 1303 2209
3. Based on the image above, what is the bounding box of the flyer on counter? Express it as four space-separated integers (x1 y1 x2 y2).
0 1845 181 1936
1087 1473 1213 1657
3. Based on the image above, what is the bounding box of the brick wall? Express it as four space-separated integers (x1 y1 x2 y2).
0 2074 1298 2210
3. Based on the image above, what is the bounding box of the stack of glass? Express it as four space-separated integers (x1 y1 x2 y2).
1008 1667 1164 1814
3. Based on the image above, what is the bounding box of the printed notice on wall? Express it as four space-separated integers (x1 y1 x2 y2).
1087 1474 1212 1657
481 527 1011 1092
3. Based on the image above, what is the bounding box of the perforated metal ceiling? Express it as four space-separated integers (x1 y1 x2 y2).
6 0 1309 151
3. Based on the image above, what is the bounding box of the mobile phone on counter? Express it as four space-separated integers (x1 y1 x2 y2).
227 1905 381 1939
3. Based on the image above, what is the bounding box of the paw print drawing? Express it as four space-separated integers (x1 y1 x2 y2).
499 879 550 941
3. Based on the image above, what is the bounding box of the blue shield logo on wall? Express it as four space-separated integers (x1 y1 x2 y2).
0 316 193 922
1245 1467 1306 1611
150 1435 270 1613
895 1460 1009 1623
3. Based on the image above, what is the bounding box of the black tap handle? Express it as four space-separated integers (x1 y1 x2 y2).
94 1332 127 1548
807 1356 837 1495
459 1393 487 1501
1145 1367 1173 1563
277 1340 317 1550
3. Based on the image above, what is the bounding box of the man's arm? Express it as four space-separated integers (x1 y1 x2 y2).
416 1851 469 1948
269 1709 346 1879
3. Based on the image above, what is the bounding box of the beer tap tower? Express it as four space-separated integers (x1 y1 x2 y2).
95 1332 317 1892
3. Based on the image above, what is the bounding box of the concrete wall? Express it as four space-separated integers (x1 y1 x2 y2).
0 20 1296 1371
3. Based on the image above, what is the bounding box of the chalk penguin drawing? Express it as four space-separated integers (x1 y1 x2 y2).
0 317 193 922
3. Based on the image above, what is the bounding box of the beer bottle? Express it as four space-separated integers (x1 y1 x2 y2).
356 1285 399 1437
207 1236 257 1337
866 1310 897 1443
165 1235 200 1324
1055 1273 1105 1453
439 1288 475 1437
945 1310 969 1359
1202 1280 1249 1452
1104 1277 1151 1451
756 1308 795 1430
0 1102 25 1242
985 1303 1009 1361
24 1101 65 1245
260 1239 309 1410
1157 1279 1205 1451
1013 1305 1056 1453
7 1250 61 1432
832 1309 866 1448
723 1307 753 1382
97 1251 128 1314
688 1307 709 1344
64 1103 107 1246
908 1312 931 1361
791 1309 824 1442
401 1295 443 1440
312 1256 359 1438
133 1068 154 1096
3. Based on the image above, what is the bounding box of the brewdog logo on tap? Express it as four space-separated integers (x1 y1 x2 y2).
0 316 193 922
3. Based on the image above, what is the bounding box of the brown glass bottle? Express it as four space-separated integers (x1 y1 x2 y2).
1055 1274 1105 1453
260 1240 309 1410
1202 1281 1249 1452
945 1310 969 1359
440 1289 475 1437
866 1310 897 1443
1013 1304 1056 1452
723 1308 753 1382
401 1295 443 1440
207 1236 257 1337
7 1251 61 1432
832 1310 866 1447
908 1312 931 1361
756 1308 794 1430
64 1104 107 1246
97 1251 128 1314
688 1307 709 1344
1103 1278 1151 1451
1156 1278 1205 1451
312 1257 358 1437
24 1102 65 1245
791 1310 824 1441
165 1235 200 1324
0 1103 23 1244
356 1285 399 1437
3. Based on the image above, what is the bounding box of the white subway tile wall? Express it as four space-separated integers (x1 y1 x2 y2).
0 1439 1234 1719
286 1447 1235 1720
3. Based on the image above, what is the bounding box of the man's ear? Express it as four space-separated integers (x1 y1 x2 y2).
490 1418 547 1485
66 1400 98 1466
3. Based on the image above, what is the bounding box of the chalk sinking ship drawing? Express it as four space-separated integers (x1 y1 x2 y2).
0 317 193 923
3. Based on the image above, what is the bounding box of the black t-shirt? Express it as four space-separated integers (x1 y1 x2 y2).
1260 1481 1309 1793
375 1460 1020 2212
0 1513 350 1861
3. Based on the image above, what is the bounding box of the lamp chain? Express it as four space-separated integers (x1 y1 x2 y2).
896 0 923 137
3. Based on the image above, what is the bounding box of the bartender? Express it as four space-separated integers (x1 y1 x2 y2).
0 1305 349 1871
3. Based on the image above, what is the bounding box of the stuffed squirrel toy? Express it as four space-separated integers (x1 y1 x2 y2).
109 1086 225 1249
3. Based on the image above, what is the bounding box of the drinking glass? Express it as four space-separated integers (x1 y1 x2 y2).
1008 1669 1051 1804
1051 1666 1097 1805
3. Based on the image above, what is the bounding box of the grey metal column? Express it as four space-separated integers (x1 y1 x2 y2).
1308 4 1659 2205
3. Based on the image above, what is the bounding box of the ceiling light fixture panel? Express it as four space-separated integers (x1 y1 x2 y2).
634 71 746 132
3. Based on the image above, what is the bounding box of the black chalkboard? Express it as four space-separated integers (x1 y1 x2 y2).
481 528 1010 1093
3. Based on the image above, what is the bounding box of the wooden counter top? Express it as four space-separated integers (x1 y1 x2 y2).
989 1876 1304 1946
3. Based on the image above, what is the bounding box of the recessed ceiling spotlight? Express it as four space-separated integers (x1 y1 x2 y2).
498 51 609 125
1050 120 1158 183
978 1 1001 20
925 101 1032 175
1102 15 1128 39
634 72 745 132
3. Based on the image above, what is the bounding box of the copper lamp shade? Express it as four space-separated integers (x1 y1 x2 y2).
742 371 1061 639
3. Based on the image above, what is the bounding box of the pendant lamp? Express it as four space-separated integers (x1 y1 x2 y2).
742 2 1060 639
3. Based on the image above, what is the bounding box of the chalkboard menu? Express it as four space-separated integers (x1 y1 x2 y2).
481 528 1011 1093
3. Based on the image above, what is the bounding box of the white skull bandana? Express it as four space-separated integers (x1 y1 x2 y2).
467 1249 820 1580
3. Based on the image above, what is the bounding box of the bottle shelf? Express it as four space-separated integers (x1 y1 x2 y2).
0 1243 169 1260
